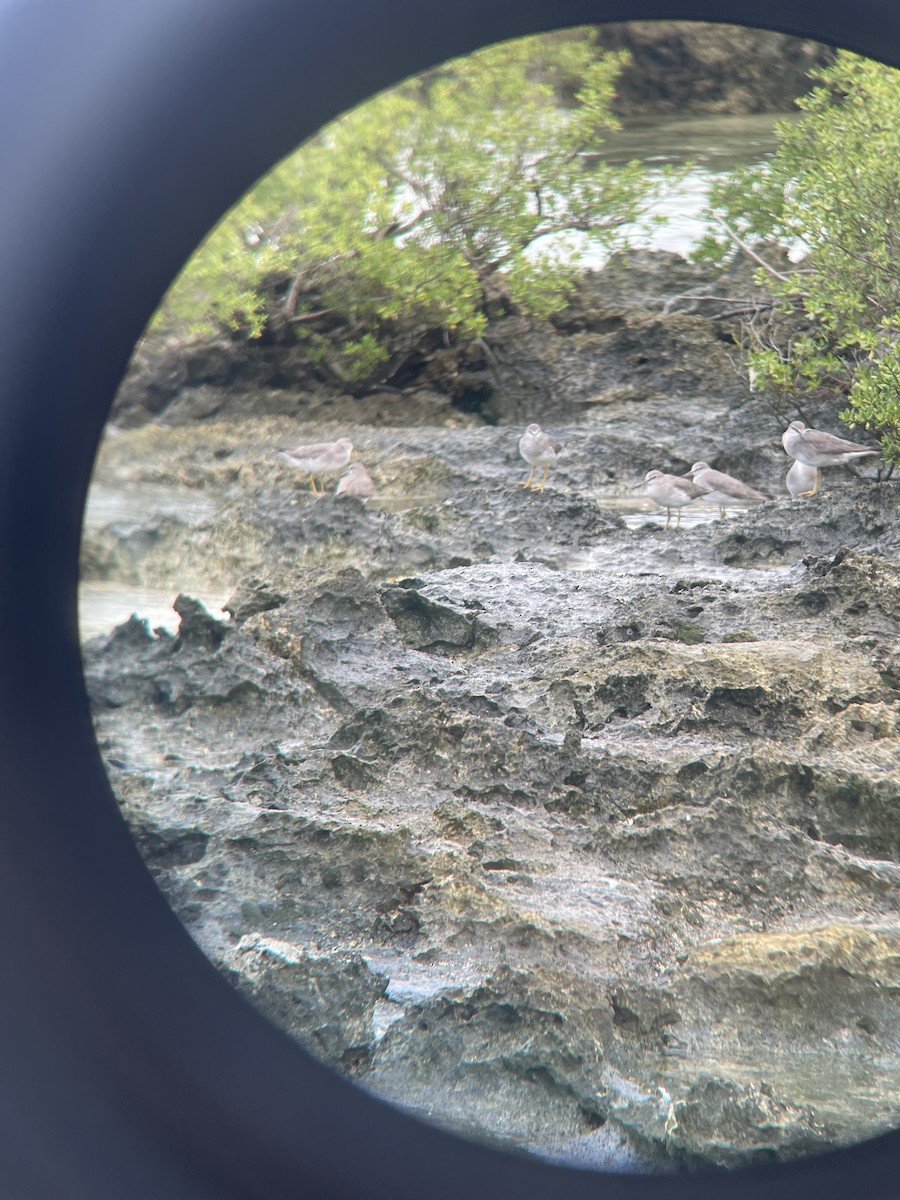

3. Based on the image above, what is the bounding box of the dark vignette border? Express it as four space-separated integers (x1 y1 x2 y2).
0 2 897 1197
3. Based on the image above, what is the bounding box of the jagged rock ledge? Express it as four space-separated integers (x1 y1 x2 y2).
85 526 900 1170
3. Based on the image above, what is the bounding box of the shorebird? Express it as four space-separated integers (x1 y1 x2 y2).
642 470 711 530
781 421 879 468
687 461 769 518
334 461 374 498
278 437 353 494
519 423 563 491
786 459 821 498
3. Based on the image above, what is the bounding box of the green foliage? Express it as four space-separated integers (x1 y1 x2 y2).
700 52 900 463
844 344 900 463
158 30 677 387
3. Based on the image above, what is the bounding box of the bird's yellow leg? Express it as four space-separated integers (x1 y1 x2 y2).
664 508 672 531
310 477 320 496
719 505 726 519
536 467 550 492
798 472 821 499
520 466 535 489
676 508 682 528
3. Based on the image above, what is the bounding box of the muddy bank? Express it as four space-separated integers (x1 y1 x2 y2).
82 249 899 1171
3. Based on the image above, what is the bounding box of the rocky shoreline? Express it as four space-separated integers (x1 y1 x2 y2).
82 251 899 1172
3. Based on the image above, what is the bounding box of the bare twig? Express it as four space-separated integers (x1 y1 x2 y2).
282 269 308 318
711 303 775 321
712 216 794 284
662 291 775 321
662 292 738 314
286 307 339 325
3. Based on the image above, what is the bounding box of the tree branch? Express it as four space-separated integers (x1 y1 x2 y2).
282 269 308 318
475 336 502 386
286 307 340 325
712 216 794 284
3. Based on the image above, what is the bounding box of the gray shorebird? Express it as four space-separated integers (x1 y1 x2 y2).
519 423 562 491
687 461 769 518
642 469 710 530
278 436 353 495
334 461 374 498
786 459 821 498
781 421 879 468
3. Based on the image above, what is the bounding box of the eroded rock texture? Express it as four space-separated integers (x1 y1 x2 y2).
83 252 899 1171
85 540 900 1170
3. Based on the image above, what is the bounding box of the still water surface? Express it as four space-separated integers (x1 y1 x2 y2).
612 111 788 257
590 109 789 259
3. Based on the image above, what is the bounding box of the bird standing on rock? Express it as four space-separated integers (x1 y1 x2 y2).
278 436 353 495
782 421 879 469
519 423 562 491
642 470 710 530
687 461 769 518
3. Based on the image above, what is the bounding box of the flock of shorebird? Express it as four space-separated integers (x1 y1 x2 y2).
275 417 879 526
519 417 880 529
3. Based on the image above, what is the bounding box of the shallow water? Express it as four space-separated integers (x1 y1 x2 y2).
81 480 230 638
600 494 753 530
78 581 231 641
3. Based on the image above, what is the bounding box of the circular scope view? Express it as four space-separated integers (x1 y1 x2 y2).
81 23 900 1173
